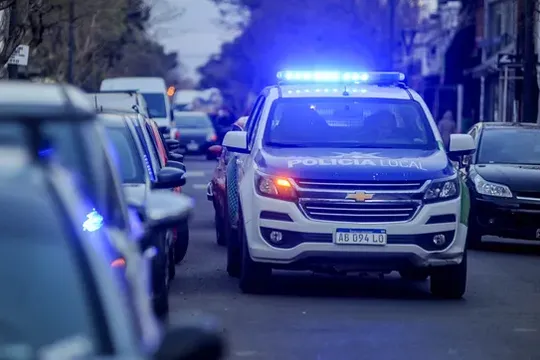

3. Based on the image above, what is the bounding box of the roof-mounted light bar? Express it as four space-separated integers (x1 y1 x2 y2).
276 71 405 84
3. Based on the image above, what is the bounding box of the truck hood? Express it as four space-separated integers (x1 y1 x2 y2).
474 164 540 192
254 147 454 181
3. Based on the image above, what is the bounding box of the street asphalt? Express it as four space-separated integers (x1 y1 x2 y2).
169 156 540 360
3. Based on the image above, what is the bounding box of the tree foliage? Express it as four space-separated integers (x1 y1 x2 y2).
2 0 182 90
199 0 422 113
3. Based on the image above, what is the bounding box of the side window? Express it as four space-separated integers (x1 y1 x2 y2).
248 100 266 149
247 97 266 147
245 96 263 135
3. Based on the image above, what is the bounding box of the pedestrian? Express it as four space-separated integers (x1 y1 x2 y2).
438 110 457 150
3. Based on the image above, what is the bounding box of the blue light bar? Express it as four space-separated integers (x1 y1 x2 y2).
276 71 405 84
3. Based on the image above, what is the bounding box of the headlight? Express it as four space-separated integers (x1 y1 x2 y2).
206 132 217 142
424 177 460 202
254 172 297 201
473 174 512 198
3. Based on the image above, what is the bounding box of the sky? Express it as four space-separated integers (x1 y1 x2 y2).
150 0 240 81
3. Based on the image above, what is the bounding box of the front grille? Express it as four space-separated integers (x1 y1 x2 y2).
295 179 426 192
516 191 540 200
301 201 420 223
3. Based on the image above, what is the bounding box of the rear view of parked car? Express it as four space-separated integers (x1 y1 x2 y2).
173 111 218 159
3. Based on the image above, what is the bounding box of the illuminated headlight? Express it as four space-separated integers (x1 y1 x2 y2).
254 172 297 201
473 175 512 198
424 178 460 202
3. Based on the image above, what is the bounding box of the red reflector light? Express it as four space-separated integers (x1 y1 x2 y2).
111 258 126 267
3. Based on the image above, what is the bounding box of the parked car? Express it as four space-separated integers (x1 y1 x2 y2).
100 112 189 316
206 117 247 246
0 142 222 360
173 111 218 159
463 122 540 248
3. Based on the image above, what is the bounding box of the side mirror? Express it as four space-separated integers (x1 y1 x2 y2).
208 145 223 157
154 322 225 360
167 160 186 172
169 152 184 162
153 167 186 189
166 139 180 150
447 134 475 161
145 191 193 233
222 131 248 154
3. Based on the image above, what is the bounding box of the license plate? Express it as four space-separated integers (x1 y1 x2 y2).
334 228 387 245
187 143 199 151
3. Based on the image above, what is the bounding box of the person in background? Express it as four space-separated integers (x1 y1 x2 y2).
438 110 457 149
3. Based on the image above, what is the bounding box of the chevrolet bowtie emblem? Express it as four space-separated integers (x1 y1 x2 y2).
346 191 374 202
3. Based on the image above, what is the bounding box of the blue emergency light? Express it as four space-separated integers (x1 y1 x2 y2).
276 71 405 84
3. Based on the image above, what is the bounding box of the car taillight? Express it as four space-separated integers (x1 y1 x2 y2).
111 258 126 267
255 172 297 202
175 131 180 140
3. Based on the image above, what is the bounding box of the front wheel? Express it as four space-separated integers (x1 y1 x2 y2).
214 208 226 246
174 226 189 264
430 252 467 299
238 211 271 293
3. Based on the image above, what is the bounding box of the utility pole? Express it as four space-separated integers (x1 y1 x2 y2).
7 1 18 79
521 0 537 122
67 0 74 83
389 0 397 70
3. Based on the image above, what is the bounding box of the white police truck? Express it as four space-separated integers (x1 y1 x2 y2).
221 71 475 298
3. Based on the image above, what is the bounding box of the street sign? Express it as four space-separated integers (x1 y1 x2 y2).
7 45 29 66
401 29 417 56
497 53 520 66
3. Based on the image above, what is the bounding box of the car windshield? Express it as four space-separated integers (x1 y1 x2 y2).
141 93 167 118
0 176 99 356
175 114 213 129
478 128 540 165
104 126 146 183
263 98 437 149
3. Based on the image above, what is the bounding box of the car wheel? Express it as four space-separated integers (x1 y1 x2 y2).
430 251 467 299
226 215 241 278
214 207 226 246
238 210 271 294
168 247 176 281
174 226 189 264
399 269 429 281
466 224 483 250
153 239 170 320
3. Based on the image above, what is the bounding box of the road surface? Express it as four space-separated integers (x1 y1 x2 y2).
170 156 540 360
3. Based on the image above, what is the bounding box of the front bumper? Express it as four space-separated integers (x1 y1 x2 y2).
471 194 540 240
245 195 466 271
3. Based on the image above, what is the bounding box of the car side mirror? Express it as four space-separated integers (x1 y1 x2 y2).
167 160 186 172
153 167 186 189
166 139 180 150
153 322 225 360
145 191 193 233
222 131 248 154
169 152 184 162
208 145 223 157
447 134 475 161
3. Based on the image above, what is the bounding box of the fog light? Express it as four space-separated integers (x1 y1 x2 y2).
269 231 283 243
488 218 495 225
432 234 446 245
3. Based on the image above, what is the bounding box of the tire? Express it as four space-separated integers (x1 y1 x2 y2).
168 248 176 281
153 237 170 319
466 225 483 250
174 226 189 264
238 210 271 294
215 209 226 246
226 214 241 277
430 252 467 299
399 269 429 281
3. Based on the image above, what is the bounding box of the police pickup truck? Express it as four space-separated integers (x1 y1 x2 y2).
221 71 476 298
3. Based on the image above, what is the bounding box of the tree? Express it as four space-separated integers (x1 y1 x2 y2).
199 0 421 111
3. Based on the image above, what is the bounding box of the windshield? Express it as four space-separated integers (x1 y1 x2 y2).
175 114 213 129
264 98 437 149
104 126 146 183
141 93 167 118
478 128 540 165
0 181 99 357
